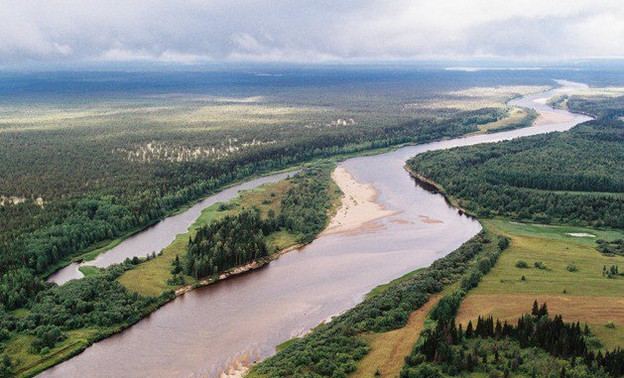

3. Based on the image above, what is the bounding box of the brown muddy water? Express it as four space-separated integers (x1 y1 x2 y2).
40 81 591 377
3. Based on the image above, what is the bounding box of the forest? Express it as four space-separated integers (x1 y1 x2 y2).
248 231 509 377
186 210 268 279
0 97 508 315
185 164 335 280
0 164 336 377
0 261 172 377
407 95 624 228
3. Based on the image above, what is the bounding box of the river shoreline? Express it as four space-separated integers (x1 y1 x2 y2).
38 82 591 378
47 88 550 284
174 243 304 297
322 166 401 236
404 166 474 217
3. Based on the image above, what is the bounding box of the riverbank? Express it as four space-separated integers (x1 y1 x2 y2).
174 243 304 297
404 166 474 217
46 88 545 284
322 167 400 235
31 85 569 378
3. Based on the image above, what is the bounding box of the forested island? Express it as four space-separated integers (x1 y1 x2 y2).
185 164 337 281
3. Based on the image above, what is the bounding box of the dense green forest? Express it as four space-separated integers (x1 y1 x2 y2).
0 103 506 313
402 302 624 377
248 232 509 377
0 261 172 377
185 164 336 279
0 164 336 376
407 96 624 228
186 210 268 279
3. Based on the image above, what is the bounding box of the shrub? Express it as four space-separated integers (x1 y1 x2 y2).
606 321 616 329
0 329 10 343
30 325 65 353
566 264 578 272
515 260 528 268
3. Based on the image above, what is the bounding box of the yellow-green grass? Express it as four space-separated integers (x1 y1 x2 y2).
77 266 100 277
477 107 536 132
456 219 624 349
352 293 443 378
6 328 101 378
265 231 299 253
118 180 298 297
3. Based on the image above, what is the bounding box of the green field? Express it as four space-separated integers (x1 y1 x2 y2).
457 219 624 349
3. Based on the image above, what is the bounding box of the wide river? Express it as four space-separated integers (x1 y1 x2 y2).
41 80 591 377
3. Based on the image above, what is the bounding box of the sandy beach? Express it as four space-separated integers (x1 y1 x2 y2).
322 166 400 235
533 109 575 126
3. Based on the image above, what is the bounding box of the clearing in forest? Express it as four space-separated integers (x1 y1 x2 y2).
456 219 624 349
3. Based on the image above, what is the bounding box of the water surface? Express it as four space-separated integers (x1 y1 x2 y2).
40 81 591 377
47 172 296 284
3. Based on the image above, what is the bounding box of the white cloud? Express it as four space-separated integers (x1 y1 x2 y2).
0 0 623 64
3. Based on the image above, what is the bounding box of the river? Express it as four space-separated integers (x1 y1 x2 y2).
40 80 591 377
47 172 297 284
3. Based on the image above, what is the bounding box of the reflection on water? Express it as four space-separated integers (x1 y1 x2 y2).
40 82 591 377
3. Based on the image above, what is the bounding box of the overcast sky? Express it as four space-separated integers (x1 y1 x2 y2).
2 0 624 65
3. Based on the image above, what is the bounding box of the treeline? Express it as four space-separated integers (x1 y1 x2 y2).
186 210 268 279
568 95 624 119
185 164 335 280
403 302 624 377
248 232 510 377
407 97 624 228
278 165 336 243
0 105 503 312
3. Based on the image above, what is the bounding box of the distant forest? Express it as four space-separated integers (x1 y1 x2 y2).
0 102 503 311
408 95 624 228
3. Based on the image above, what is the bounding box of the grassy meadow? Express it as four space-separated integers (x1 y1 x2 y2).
457 219 624 349
117 179 301 297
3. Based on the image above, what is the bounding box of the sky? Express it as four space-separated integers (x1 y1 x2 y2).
2 0 624 66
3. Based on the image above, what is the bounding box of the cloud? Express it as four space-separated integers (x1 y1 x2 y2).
1 0 624 64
